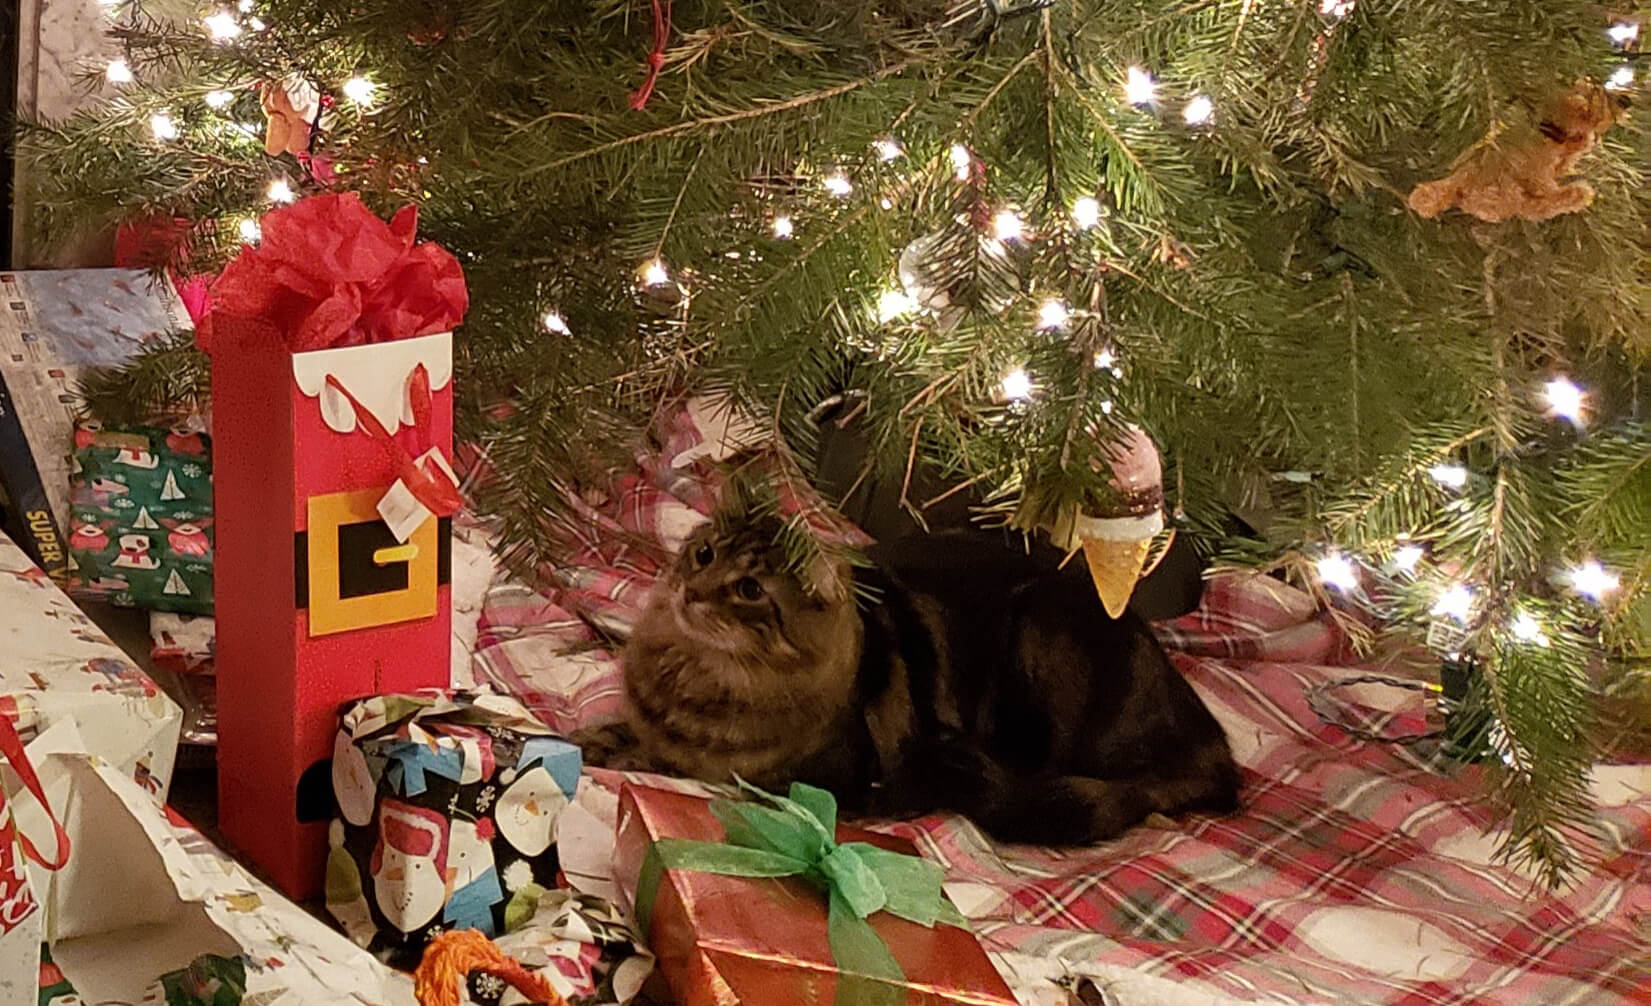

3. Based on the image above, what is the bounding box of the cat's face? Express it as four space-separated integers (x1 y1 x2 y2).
660 519 847 658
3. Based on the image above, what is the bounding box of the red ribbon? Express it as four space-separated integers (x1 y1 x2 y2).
629 0 672 110
0 712 71 872
324 366 463 519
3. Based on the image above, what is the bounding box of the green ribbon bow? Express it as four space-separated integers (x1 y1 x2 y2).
633 781 968 1006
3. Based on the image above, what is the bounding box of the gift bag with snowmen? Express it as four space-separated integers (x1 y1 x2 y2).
325 691 581 968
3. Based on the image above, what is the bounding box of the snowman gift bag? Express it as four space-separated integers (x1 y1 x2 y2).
64 422 213 615
201 192 468 899
326 691 581 967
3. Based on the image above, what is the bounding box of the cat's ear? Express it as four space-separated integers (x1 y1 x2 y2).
803 552 853 606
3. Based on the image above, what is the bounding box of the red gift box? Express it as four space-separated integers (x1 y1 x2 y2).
614 783 1018 1006
207 194 467 898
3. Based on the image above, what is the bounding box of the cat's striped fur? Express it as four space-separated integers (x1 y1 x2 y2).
577 518 1239 844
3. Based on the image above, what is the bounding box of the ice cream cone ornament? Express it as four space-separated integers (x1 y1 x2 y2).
1051 425 1166 618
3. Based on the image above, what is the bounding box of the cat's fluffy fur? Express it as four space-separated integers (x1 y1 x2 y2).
576 517 1239 844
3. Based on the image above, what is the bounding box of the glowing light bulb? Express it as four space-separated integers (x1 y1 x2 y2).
237 0 254 10
204 89 235 109
1100 400 1114 415
642 259 671 287
1124 66 1156 105
1001 368 1033 402
991 209 1024 242
237 217 261 243
542 312 570 335
1432 583 1475 622
1316 554 1359 592
342 77 377 105
1428 463 1468 490
1608 21 1639 46
1543 376 1585 423
204 11 241 41
1509 612 1548 646
149 112 179 141
949 144 972 181
1072 196 1102 229
1183 95 1215 126
1094 348 1116 369
247 16 265 30
1391 544 1424 574
1607 65 1636 91
1320 0 1354 17
1037 300 1069 330
266 178 296 203
106 59 134 84
876 289 916 323
874 138 904 162
771 215 794 239
878 197 893 210
822 173 853 197
1567 560 1619 602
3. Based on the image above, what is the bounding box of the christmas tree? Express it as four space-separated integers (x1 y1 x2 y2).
22 0 1650 887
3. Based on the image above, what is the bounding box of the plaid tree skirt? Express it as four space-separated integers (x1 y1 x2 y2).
469 403 1651 1006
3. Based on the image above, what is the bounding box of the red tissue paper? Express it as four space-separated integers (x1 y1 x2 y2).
197 192 467 354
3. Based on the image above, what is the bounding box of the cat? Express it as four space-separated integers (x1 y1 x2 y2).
575 514 1239 844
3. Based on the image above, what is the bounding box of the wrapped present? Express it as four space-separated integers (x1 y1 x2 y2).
10 753 408 1006
64 421 213 614
484 888 654 1005
0 535 180 798
0 714 70 1006
326 691 580 968
150 612 216 674
205 192 467 898
614 782 1017 1006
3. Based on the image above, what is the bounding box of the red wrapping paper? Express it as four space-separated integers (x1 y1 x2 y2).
614 784 1018 1006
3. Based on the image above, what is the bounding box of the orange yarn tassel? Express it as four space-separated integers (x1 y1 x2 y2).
413 929 569 1006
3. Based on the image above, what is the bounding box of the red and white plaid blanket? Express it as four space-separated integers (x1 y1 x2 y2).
472 404 1651 1006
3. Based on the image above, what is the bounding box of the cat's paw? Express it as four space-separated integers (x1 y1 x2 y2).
569 721 640 769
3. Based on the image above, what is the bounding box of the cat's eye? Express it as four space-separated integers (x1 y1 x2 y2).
734 576 764 601
693 543 715 568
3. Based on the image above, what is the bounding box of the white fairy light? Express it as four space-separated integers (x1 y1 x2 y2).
1124 66 1156 105
949 144 972 181
247 16 266 30
1094 348 1116 369
1001 367 1033 402
823 173 853 197
874 138 904 162
1509 612 1548 647
1100 400 1114 415
1319 0 1354 18
542 311 570 335
342 77 377 106
204 11 242 41
1607 65 1636 91
1608 21 1640 46
1566 560 1619 602
1316 554 1359 593
1432 583 1475 623
1391 544 1425 574
106 59 134 84
266 178 296 203
991 209 1025 242
771 215 794 239
149 112 180 141
1072 196 1102 230
204 89 235 110
237 217 261 244
1543 376 1585 423
876 289 916 323
237 0 255 9
878 197 893 210
1428 463 1468 490
642 259 671 287
1037 299 1069 330
1183 95 1215 126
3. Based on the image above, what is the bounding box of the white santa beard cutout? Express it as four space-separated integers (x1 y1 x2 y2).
332 733 377 827
495 766 568 857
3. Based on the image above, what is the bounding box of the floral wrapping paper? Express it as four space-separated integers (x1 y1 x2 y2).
64 422 213 615
326 692 581 969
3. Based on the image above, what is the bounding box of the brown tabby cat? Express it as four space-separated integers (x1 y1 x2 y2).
576 513 1239 844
